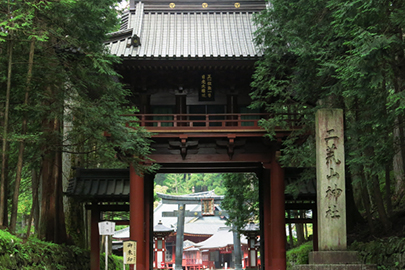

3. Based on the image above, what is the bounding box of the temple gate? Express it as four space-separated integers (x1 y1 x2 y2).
65 0 319 270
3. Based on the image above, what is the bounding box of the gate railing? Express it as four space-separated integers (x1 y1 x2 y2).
124 113 300 132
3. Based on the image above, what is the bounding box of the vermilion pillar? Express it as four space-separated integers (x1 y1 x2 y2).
270 154 286 270
145 174 153 270
262 167 272 270
90 207 100 270
130 164 145 270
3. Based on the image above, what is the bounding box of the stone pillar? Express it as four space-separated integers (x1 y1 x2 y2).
175 204 185 270
270 155 286 270
130 164 145 270
90 206 100 270
316 109 346 251
294 109 377 269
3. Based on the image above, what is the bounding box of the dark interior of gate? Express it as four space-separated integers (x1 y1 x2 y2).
65 0 317 269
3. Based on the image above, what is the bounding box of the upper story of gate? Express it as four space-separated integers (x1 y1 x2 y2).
106 0 265 61
104 0 299 163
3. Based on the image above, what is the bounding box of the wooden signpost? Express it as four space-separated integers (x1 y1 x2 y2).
98 221 116 270
123 240 137 270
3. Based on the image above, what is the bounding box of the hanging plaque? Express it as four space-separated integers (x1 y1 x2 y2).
201 198 215 216
199 74 214 101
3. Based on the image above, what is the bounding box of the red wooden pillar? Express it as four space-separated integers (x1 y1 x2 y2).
262 167 272 270
145 174 153 270
130 164 145 270
90 206 100 270
270 154 286 270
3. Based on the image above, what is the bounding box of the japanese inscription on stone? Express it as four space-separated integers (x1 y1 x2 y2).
316 109 346 250
324 129 343 219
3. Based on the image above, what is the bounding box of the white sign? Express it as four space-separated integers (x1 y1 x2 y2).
98 221 116 235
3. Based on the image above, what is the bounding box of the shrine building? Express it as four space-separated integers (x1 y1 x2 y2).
65 0 317 270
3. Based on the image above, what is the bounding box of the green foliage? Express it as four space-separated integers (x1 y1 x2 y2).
350 237 405 269
286 241 313 269
252 0 405 227
0 0 155 240
221 173 259 229
154 173 225 196
0 229 122 269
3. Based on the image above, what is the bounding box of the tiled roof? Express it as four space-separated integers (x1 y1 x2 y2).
105 1 263 59
65 168 315 202
195 227 247 249
65 168 129 201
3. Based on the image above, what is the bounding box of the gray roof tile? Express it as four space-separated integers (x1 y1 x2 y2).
105 1 263 59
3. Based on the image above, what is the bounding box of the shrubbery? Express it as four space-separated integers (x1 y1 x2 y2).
286 237 405 270
0 229 122 269
350 237 405 270
286 241 313 269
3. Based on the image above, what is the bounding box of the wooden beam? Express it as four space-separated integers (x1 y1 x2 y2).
285 218 314 224
162 210 228 217
85 204 129 212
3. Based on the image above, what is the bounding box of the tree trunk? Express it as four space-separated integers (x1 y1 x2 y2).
370 174 392 231
346 172 364 231
360 172 374 233
393 35 405 201
0 38 13 228
39 84 67 243
26 169 40 237
385 163 393 215
10 37 35 233
295 210 305 245
393 118 405 204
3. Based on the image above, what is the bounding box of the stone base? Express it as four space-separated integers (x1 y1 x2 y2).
309 251 360 264
293 251 377 270
293 264 377 270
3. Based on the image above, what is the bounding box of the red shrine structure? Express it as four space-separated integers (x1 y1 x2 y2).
65 0 317 269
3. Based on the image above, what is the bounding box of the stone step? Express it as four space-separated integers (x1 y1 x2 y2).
293 264 377 270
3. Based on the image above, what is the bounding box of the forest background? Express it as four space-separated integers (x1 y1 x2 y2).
1 0 405 263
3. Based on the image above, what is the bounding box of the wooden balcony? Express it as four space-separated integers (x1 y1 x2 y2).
125 113 300 136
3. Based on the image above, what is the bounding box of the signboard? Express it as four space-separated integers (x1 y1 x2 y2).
98 221 116 235
123 240 137 265
199 74 214 101
201 198 215 216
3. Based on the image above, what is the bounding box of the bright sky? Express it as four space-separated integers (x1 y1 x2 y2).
118 0 129 10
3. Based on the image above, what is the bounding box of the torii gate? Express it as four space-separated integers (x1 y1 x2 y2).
157 191 243 270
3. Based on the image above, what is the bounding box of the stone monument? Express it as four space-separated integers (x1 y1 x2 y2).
294 109 376 270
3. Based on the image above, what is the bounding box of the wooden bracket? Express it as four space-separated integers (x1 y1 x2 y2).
169 136 198 160
216 135 245 160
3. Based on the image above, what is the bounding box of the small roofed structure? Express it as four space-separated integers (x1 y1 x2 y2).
240 222 260 269
154 221 174 269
